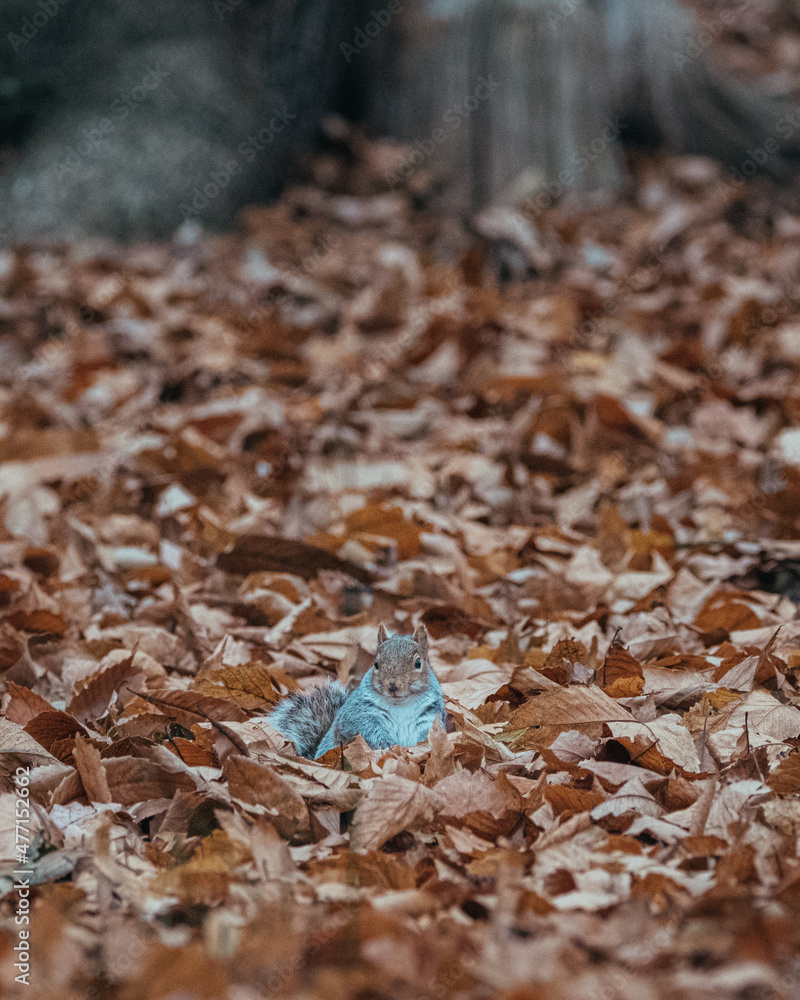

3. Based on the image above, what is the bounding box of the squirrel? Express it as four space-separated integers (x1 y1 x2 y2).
269 623 446 759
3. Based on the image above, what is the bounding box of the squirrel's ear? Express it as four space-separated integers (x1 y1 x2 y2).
377 622 389 646
413 623 429 650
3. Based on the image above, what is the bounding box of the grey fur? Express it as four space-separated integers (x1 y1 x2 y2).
316 629 446 756
269 680 348 759
270 629 447 759
314 666 446 757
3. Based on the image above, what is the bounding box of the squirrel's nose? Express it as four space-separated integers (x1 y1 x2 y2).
389 682 397 694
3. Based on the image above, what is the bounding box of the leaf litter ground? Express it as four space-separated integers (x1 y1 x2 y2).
1 138 800 999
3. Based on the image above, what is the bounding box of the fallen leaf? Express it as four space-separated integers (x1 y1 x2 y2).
7 609 69 636
217 534 372 583
509 685 632 734
68 654 143 724
73 736 112 804
351 775 440 852
194 662 282 710
224 754 310 838
600 637 645 697
24 710 88 762
5 681 53 725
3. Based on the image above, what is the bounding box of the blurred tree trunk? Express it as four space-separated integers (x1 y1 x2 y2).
0 0 357 241
0 0 798 240
362 0 800 209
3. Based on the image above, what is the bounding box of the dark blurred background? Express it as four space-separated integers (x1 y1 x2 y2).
2 0 800 242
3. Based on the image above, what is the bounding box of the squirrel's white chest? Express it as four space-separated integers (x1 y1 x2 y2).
386 694 430 743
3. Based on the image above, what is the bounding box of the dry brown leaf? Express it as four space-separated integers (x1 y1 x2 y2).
440 660 513 711
605 716 708 777
99 756 195 805
68 654 143 724
22 546 60 577
7 609 69 636
769 753 800 795
217 534 372 583
424 716 455 785
163 737 220 768
224 754 309 838
0 575 21 611
435 768 515 820
73 736 112 804
0 623 23 671
545 784 606 817
350 775 440 853
24 710 88 762
540 638 590 684
344 503 422 560
694 592 762 634
600 638 645 697
342 734 382 776
0 716 61 763
712 654 758 692
420 605 488 641
4 680 53 725
509 685 632 732
131 688 248 727
194 663 282 710
445 823 493 856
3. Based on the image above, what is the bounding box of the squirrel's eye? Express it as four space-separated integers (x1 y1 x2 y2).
414 657 422 670
373 660 379 671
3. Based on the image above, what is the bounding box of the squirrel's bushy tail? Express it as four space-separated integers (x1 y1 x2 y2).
269 681 349 759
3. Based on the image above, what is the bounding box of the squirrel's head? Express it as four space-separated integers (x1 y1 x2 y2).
370 622 432 700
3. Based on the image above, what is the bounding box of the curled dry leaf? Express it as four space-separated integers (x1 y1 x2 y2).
435 768 515 820
350 775 440 853
0 624 24 671
605 715 710 777
129 688 248 727
163 736 220 768
509 684 632 734
73 735 112 804
224 754 310 839
424 715 455 785
5 680 53 725
600 638 645 697
0 716 61 764
54 756 197 806
67 653 143 724
132 688 250 757
24 710 89 762
217 534 372 583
